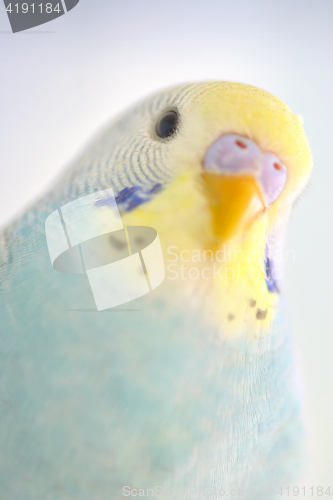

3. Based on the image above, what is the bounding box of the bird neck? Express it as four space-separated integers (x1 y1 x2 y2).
157 215 288 338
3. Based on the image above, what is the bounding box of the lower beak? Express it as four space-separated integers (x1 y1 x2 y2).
202 172 267 242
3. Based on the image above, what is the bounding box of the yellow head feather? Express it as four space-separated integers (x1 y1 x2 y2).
120 82 312 336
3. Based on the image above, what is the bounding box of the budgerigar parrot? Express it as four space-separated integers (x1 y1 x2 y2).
0 82 312 499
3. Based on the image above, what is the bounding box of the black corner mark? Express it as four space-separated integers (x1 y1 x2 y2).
4 0 64 33
3 0 80 33
64 0 79 12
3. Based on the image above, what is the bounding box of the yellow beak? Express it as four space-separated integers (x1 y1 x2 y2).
202 172 267 242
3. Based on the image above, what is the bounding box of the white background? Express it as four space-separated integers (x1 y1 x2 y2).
0 0 332 489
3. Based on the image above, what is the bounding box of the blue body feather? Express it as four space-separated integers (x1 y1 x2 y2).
0 82 309 498
0 213 304 498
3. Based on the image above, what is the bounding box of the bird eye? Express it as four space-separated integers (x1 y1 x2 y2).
156 110 178 139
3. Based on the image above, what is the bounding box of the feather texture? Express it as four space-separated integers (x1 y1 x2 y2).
0 82 312 499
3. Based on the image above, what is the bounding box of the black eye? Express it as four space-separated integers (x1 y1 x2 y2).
156 110 178 139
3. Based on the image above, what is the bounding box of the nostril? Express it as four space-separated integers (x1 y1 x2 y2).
273 162 282 171
235 139 247 149
204 133 262 176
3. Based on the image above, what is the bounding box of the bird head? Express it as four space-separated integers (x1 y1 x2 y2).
64 82 312 335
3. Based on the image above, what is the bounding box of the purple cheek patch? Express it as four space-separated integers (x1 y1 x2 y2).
203 133 287 205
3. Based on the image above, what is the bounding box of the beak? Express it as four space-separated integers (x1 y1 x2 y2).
202 172 267 242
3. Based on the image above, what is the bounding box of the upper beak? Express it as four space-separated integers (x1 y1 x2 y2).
202 171 267 243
